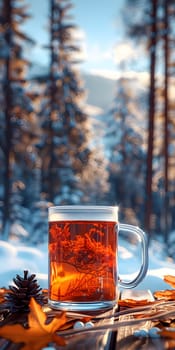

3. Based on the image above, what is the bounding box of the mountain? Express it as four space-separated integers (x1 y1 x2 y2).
28 63 116 113
82 72 116 112
28 63 148 124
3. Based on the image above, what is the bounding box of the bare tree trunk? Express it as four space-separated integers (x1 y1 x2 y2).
144 0 158 239
48 0 55 202
163 0 170 243
2 0 12 239
41 0 56 203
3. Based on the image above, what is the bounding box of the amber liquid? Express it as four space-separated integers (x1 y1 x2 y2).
49 220 117 304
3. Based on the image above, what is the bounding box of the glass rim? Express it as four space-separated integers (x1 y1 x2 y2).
48 205 118 221
48 205 118 211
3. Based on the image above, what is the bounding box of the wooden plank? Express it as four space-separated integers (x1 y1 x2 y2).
56 307 117 350
117 290 155 342
116 289 166 350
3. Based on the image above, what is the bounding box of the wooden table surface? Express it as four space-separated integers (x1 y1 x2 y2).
0 290 173 349
56 290 172 350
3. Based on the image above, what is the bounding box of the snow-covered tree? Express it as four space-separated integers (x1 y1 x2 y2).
124 0 175 239
0 0 40 239
107 78 146 225
38 0 109 205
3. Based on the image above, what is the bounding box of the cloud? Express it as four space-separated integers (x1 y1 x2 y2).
113 40 146 66
70 28 87 61
88 68 149 87
71 27 86 41
71 29 145 70
69 29 112 64
84 104 104 116
80 41 114 64
75 35 147 78
85 44 107 62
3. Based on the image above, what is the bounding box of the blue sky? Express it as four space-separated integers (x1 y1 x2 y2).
22 0 148 85
23 0 125 73
71 0 124 72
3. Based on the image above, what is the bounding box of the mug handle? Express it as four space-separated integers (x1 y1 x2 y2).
118 223 148 289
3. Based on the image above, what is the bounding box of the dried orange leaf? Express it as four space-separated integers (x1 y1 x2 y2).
42 289 48 294
154 289 175 300
159 328 175 339
0 297 67 350
164 275 175 288
0 291 5 303
0 288 9 303
118 298 154 308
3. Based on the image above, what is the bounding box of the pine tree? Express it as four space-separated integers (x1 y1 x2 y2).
124 0 175 238
0 0 39 239
38 0 109 205
107 78 146 225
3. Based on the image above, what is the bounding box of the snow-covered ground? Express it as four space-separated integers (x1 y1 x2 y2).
0 236 174 294
0 240 48 289
119 237 175 292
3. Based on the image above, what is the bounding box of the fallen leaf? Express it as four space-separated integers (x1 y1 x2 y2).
164 275 175 289
164 339 175 349
118 298 154 308
154 289 175 300
159 328 175 339
0 289 9 303
0 297 67 350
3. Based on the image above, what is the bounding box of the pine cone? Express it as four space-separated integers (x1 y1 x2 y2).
5 270 44 313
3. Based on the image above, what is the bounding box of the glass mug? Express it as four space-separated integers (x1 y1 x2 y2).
48 205 148 311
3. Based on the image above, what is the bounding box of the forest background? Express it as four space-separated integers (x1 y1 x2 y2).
0 0 175 258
